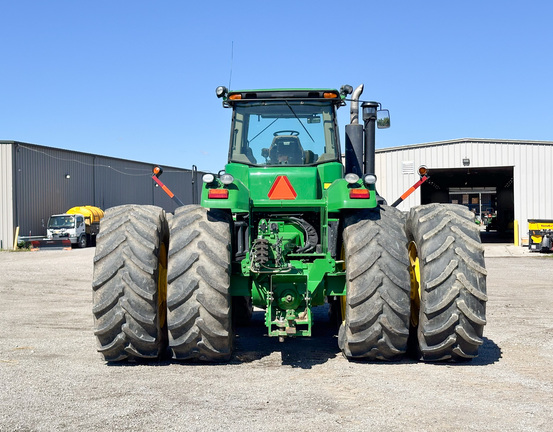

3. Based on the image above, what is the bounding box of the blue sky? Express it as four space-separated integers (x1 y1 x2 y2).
2 1 552 173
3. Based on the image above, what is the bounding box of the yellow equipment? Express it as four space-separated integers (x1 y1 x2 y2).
528 219 553 253
66 206 104 225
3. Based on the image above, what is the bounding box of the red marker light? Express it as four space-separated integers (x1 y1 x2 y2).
349 189 371 199
208 189 229 199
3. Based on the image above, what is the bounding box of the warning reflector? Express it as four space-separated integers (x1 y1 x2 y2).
268 176 297 200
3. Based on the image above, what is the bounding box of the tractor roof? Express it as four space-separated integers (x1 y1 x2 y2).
224 88 345 106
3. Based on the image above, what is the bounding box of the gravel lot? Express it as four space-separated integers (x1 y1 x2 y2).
1 247 552 431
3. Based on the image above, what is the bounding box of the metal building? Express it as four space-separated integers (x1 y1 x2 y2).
375 138 553 245
0 141 202 249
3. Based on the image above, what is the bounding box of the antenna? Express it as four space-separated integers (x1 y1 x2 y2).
228 41 234 90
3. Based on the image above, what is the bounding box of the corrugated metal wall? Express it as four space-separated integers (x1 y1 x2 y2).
13 143 95 238
1 141 202 245
0 144 14 249
375 139 553 244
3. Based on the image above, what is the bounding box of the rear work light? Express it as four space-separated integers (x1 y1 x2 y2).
220 173 234 185
363 174 377 185
208 189 229 199
344 173 360 184
349 188 371 199
202 173 215 183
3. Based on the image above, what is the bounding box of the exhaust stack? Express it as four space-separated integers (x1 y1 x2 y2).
349 84 364 124
345 84 364 176
362 101 379 175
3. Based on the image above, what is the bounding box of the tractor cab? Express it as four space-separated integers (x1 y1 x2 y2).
219 88 345 168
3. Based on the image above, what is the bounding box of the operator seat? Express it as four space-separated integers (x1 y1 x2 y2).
269 136 304 164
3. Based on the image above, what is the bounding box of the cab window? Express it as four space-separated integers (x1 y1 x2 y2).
229 101 340 166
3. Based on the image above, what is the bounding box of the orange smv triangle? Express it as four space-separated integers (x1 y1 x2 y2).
268 175 297 200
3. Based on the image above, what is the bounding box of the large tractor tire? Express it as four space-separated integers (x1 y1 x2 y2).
92 205 169 361
406 203 487 361
167 205 233 362
338 206 411 360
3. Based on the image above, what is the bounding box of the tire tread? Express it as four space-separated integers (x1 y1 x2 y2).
92 204 168 361
406 203 487 361
167 205 233 362
339 206 411 360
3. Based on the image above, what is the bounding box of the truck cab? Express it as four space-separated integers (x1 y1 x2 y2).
45 206 104 248
47 213 86 246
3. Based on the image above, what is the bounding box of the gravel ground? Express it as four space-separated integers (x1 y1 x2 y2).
1 247 552 431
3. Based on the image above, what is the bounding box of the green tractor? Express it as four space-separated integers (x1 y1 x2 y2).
92 85 487 362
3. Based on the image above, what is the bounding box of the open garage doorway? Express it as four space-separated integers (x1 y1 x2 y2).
420 166 514 243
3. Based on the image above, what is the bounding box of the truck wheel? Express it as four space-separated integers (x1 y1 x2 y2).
405 204 487 361
167 205 233 361
338 206 411 360
78 234 87 248
92 205 169 361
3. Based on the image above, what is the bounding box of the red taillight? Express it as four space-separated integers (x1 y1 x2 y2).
349 188 370 199
208 189 229 199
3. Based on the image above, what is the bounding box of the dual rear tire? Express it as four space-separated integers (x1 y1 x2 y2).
338 203 487 362
92 204 232 362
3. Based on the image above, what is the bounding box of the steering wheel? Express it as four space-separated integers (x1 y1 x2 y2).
273 130 300 136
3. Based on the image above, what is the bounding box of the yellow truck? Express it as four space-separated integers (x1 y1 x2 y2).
528 219 553 253
32 206 104 250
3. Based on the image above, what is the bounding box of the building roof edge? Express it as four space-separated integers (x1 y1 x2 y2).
376 138 553 153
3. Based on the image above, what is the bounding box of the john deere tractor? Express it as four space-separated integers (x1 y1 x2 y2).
92 85 487 362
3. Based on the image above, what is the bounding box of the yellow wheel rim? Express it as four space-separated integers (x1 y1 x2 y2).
157 242 168 328
408 242 421 327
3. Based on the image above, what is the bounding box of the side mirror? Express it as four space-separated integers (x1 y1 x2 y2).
261 148 270 158
377 110 390 129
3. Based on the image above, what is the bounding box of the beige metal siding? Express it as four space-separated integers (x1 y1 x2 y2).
376 139 553 244
0 143 14 249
